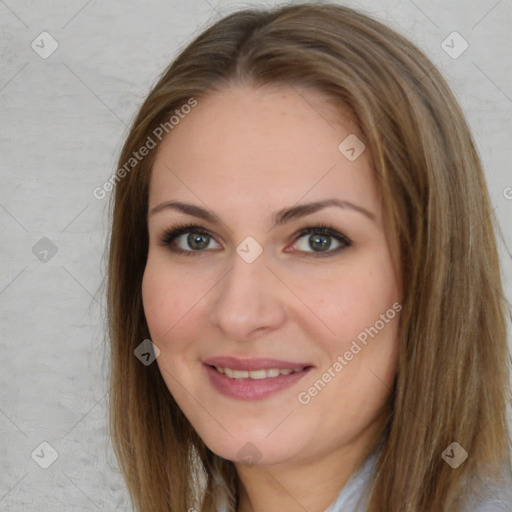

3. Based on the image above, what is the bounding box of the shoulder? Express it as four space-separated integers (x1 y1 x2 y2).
460 469 512 511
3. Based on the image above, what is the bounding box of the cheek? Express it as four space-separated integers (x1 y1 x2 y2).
299 255 400 404
141 258 197 343
141 262 199 392
296 259 398 345
142 266 171 339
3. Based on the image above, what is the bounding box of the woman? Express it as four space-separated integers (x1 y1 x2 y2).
106 3 512 511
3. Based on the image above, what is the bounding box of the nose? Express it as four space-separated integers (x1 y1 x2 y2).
208 250 287 341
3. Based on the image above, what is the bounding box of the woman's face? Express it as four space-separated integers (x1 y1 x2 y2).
142 84 401 466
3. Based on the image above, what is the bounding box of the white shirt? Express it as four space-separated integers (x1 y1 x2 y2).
221 446 512 511
325 444 512 512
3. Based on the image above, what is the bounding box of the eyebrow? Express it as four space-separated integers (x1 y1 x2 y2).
149 198 376 225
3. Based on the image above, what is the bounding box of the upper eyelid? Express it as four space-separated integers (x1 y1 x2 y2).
164 224 346 239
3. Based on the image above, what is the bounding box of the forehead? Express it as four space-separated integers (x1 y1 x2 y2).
149 84 378 217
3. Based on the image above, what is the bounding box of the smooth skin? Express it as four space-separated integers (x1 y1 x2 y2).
142 84 401 512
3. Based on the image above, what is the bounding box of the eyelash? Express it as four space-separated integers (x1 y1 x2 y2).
157 222 352 258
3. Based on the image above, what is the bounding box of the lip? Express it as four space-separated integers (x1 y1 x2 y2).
203 356 314 401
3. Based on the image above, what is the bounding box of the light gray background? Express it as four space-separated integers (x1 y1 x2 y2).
1 0 511 510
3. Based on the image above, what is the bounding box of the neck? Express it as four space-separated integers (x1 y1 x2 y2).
234 413 386 512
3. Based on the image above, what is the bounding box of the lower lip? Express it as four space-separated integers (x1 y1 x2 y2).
204 364 312 400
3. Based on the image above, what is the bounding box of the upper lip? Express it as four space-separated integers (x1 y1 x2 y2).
203 356 313 371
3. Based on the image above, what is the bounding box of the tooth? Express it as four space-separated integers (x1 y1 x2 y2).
217 366 304 379
248 370 268 380
232 370 249 379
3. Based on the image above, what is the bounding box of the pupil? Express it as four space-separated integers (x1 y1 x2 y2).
188 232 209 250
310 234 331 251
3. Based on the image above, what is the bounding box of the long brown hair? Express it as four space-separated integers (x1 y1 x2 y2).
106 3 511 511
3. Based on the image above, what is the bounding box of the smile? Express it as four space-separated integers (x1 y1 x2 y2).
203 357 314 400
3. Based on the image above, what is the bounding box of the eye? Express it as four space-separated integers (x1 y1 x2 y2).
157 223 221 256
288 224 352 257
157 222 351 257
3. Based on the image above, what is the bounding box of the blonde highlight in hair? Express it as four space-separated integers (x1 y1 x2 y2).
106 3 511 511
